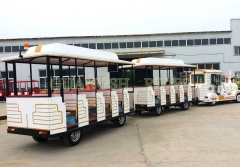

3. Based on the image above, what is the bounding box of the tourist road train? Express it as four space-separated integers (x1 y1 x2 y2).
1 43 239 146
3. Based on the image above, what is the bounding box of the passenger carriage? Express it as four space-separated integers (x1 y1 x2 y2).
119 57 196 116
1 43 134 146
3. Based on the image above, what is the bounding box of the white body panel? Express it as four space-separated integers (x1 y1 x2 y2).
7 97 67 135
134 87 155 107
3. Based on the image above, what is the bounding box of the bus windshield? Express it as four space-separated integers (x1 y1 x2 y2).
191 74 204 83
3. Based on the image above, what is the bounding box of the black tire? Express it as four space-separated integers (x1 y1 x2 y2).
181 102 189 110
163 106 169 110
63 130 82 146
32 136 48 143
236 93 240 103
153 107 162 116
114 115 126 127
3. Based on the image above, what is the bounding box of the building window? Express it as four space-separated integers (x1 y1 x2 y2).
5 46 11 52
213 63 220 70
0 71 14 79
194 39 201 45
0 47 3 53
142 41 149 48
157 41 163 47
202 39 209 45
74 44 81 47
172 40 178 46
134 42 141 48
187 40 194 46
210 39 216 45
104 43 111 49
198 64 205 69
97 43 104 49
82 43 88 48
67 44 73 45
205 64 212 69
164 40 171 47
234 46 240 55
127 42 133 48
89 43 96 49
179 40 186 46
224 38 231 44
217 38 223 44
12 46 19 52
120 42 126 48
39 70 46 77
149 41 156 47
112 43 119 49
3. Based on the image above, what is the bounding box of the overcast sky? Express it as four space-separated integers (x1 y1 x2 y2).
0 0 239 39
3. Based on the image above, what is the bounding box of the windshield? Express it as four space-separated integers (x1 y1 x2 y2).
191 74 204 83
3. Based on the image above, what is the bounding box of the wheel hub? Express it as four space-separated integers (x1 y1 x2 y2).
156 107 161 114
118 116 126 125
70 131 81 142
237 95 240 102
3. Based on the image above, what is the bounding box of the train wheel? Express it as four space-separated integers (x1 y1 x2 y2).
181 102 189 110
208 101 216 106
114 115 126 127
32 136 48 143
153 107 162 116
236 93 240 103
63 130 82 146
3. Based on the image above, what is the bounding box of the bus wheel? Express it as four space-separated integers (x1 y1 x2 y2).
32 136 48 143
181 102 189 110
63 130 82 146
163 106 169 110
114 115 126 127
153 107 162 116
236 94 240 103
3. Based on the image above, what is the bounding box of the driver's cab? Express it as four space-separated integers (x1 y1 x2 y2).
190 69 240 104
190 69 224 101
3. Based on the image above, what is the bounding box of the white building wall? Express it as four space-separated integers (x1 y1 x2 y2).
231 19 240 46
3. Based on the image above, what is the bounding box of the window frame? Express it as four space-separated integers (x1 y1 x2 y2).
149 41 157 47
164 40 172 47
210 38 217 45
172 40 179 47
202 39 209 45
179 40 186 46
119 42 127 49
97 43 104 49
217 38 224 44
187 39 194 46
142 41 149 48
112 42 119 49
194 39 201 46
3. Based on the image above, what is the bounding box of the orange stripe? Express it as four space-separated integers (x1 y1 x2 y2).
35 45 45 53
136 59 141 63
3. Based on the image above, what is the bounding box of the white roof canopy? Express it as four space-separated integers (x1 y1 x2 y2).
0 43 134 66
122 58 196 69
